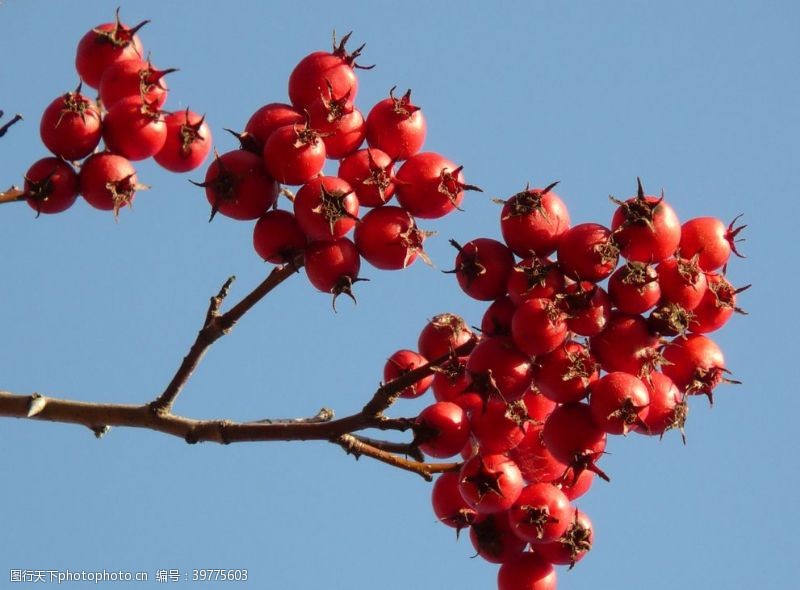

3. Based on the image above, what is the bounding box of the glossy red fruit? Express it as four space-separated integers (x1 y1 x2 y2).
337 148 396 207
252 210 307 265
98 57 173 108
470 399 530 454
194 150 278 221
558 468 594 501
558 281 612 337
383 349 434 399
304 238 362 308
542 403 608 482
662 334 733 404
459 454 524 514
75 9 148 88
512 298 569 357
507 483 572 544
448 238 514 301
508 425 567 484
293 176 359 240
102 96 167 161
589 372 651 435
418 313 475 361
262 122 327 186
469 513 528 564
610 178 681 263
535 341 598 404
557 222 619 281
40 88 102 161
23 157 79 215
431 356 472 404
640 372 686 438
465 336 533 403
657 255 708 311
590 312 662 376
690 273 748 334
679 215 746 271
522 389 557 424
307 85 365 159
506 257 565 306
535 509 594 567
244 103 304 151
354 206 431 269
499 182 570 258
497 552 557 590
79 153 141 215
365 87 426 160
414 402 470 458
395 152 480 219
608 261 661 314
288 32 367 110
431 472 480 532
154 110 212 173
481 296 517 338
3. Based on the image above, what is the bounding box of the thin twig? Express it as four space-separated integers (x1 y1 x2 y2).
361 337 477 418
0 185 24 205
333 434 460 481
350 434 426 462
0 113 22 138
150 261 302 414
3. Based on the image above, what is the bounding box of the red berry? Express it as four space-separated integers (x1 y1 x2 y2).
395 152 480 219
79 152 142 216
354 206 431 270
499 182 570 258
415 402 470 458
365 87 426 160
39 88 102 161
75 9 147 88
293 176 359 241
195 150 278 221
263 122 327 186
153 110 212 173
252 210 307 264
448 238 514 301
23 157 79 215
383 349 433 399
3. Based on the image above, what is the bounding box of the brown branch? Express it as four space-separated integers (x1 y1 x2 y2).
361 337 477 417
1 185 24 205
150 259 302 414
350 434 426 462
0 112 23 138
1 390 409 443
0 251 467 481
334 434 460 481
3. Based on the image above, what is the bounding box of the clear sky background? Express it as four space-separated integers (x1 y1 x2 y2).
0 1 797 589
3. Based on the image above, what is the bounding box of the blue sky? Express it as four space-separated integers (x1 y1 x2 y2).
0 1 797 589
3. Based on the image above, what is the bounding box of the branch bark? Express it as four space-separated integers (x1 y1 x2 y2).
1 254 464 480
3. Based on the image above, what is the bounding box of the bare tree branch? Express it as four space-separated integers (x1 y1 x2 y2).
0 251 464 480
150 259 302 414
0 112 22 138
0 185 24 205
334 434 459 481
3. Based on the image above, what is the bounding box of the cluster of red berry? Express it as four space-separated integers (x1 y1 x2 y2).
13 10 749 590
212 34 480 303
22 9 211 217
384 182 746 588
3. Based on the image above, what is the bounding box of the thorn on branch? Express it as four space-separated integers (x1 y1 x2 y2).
27 394 46 417
90 425 110 439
